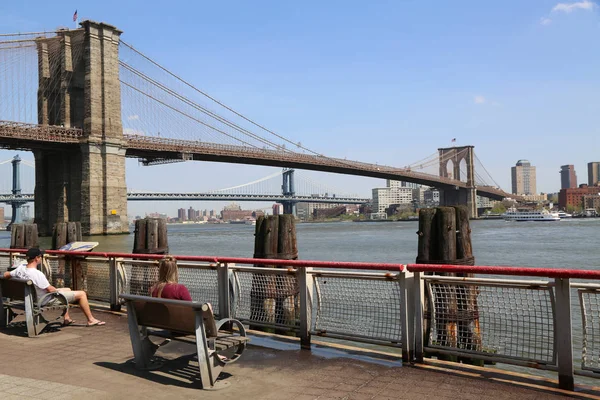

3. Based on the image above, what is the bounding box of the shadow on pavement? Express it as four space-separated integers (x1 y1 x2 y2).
95 354 232 390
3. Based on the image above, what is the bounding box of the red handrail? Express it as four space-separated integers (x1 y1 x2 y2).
0 248 404 272
406 263 600 280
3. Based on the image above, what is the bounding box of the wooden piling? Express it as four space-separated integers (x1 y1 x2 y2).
52 222 82 290
131 218 169 296
251 215 299 329
416 205 482 365
10 223 38 249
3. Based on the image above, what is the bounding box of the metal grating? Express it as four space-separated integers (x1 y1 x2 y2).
121 261 159 297
84 260 111 302
46 257 72 288
233 270 300 328
580 289 600 372
0 255 13 271
426 281 555 365
313 275 402 344
177 266 220 312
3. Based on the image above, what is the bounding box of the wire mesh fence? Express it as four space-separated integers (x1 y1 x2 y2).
177 264 219 311
120 260 159 297
425 279 555 365
579 289 600 372
312 273 402 345
83 259 111 302
233 269 300 329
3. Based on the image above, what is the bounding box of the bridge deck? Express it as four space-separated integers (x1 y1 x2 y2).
0 306 588 399
0 120 512 200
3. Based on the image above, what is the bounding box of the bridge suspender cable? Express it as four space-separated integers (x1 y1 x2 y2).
120 62 289 152
120 40 331 159
120 81 260 149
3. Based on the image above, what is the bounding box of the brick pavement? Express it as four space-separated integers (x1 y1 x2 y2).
0 307 597 399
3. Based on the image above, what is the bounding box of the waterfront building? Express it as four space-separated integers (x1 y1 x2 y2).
583 195 600 211
187 207 197 221
558 184 600 210
521 193 548 203
372 180 413 214
589 162 600 186
511 160 536 195
177 208 186 221
476 196 492 209
272 203 284 215
423 188 440 206
560 165 577 189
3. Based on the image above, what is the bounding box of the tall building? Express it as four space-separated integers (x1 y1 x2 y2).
560 165 577 189
187 207 196 221
588 162 600 186
511 160 537 195
177 208 186 221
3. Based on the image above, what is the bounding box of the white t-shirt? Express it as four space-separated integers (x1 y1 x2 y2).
9 263 51 305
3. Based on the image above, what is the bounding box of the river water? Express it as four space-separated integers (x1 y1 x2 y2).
2 218 594 268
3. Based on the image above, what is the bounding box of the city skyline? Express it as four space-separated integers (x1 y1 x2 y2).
0 1 598 216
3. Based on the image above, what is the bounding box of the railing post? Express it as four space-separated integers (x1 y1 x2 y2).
414 271 425 363
109 257 121 312
399 269 414 363
555 277 574 390
217 262 231 319
298 266 311 350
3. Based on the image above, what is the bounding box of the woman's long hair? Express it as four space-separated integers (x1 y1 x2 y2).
151 255 179 297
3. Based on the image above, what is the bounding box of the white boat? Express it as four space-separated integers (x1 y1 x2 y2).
503 207 560 221
556 211 572 219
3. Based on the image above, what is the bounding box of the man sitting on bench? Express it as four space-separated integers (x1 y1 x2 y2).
3 248 105 327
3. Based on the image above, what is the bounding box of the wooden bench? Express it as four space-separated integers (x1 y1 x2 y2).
0 277 70 337
120 294 249 390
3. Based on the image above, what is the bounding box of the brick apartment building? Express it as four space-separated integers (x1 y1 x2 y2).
558 184 600 209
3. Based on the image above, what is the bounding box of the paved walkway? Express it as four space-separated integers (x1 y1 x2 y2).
0 306 599 399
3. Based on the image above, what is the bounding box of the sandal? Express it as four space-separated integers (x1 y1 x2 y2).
63 319 76 326
86 320 106 327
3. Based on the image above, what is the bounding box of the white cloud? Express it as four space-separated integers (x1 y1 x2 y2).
540 17 553 25
127 114 139 121
474 95 486 104
552 0 596 13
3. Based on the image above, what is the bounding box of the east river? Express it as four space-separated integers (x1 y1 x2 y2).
1 218 595 268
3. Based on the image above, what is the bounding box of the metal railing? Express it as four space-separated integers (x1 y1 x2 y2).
3 248 600 390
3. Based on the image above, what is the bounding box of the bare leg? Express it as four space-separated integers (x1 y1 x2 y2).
72 291 103 325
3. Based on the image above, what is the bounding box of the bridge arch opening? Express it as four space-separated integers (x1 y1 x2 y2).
458 158 468 183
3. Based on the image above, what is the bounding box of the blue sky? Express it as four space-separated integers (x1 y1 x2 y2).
1 1 599 217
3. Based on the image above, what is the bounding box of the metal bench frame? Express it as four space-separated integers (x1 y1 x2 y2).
0 277 69 337
120 294 248 390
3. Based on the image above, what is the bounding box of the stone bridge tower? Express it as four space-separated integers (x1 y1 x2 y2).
438 145 477 217
34 21 128 236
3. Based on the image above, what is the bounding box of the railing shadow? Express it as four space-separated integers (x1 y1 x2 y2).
94 353 232 390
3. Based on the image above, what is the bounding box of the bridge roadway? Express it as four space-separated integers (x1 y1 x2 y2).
0 120 511 200
0 193 369 204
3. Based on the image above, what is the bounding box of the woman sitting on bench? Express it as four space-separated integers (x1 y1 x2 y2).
150 256 192 301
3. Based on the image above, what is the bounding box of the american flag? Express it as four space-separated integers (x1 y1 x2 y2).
73 10 78 22
451 138 456 142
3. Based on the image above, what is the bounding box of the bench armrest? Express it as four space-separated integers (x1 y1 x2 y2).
37 292 69 308
0 277 32 285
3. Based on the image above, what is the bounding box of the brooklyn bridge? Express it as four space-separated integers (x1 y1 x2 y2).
0 20 513 235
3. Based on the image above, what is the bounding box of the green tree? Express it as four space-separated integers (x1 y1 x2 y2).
491 203 506 214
